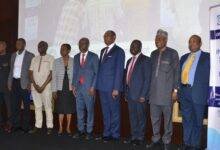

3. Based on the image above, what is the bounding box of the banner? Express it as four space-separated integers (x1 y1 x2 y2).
208 4 220 150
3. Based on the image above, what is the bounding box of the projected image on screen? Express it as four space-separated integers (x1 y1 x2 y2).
19 0 220 59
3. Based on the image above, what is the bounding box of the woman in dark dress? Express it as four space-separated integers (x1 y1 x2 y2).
52 44 75 135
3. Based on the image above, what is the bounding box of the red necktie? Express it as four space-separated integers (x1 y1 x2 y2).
127 57 136 85
80 53 85 67
79 53 86 84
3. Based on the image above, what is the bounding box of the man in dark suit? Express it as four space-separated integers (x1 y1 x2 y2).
96 30 125 142
0 41 11 133
72 38 99 140
8 38 34 133
124 40 151 145
179 35 210 150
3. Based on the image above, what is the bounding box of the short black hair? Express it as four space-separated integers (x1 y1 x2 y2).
105 30 116 37
38 41 48 49
132 39 142 47
62 43 71 50
17 38 26 45
79 37 90 44
190 35 202 44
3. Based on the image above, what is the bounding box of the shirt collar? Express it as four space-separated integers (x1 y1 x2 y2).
132 52 142 59
81 51 88 57
16 49 26 56
190 50 201 57
107 43 115 50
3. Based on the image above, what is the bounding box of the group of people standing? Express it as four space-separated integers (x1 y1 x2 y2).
0 29 210 150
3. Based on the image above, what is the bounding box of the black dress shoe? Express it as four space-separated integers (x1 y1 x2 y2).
131 140 139 146
29 127 41 134
132 140 144 146
146 140 162 149
178 144 191 150
164 143 171 150
103 136 112 143
85 132 93 140
94 134 102 141
72 131 85 139
11 127 22 133
22 128 30 134
123 137 132 144
112 137 120 143
47 128 53 135
57 131 63 136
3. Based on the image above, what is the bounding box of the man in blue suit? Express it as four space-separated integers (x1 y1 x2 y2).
125 40 151 146
96 30 125 142
72 38 99 140
179 35 210 150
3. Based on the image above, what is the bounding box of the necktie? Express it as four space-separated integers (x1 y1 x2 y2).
102 47 109 62
79 53 86 84
81 53 85 67
127 56 136 85
181 53 195 84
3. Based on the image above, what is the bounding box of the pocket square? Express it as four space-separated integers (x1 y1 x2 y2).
108 56 112 57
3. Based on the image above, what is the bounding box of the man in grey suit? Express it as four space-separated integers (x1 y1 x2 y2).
72 38 99 140
8 38 34 133
147 29 179 150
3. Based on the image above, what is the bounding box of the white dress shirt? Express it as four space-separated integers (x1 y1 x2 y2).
102 43 115 60
13 50 26 79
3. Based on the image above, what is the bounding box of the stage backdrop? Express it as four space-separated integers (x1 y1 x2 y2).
208 4 220 150
18 0 220 59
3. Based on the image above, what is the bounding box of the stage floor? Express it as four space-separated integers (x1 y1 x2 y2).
0 129 179 150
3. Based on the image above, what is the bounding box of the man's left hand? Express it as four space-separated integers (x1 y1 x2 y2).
139 97 145 103
112 90 119 99
88 87 95 96
172 91 178 102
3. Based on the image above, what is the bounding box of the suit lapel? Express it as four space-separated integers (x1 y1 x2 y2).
126 58 131 75
102 45 116 62
11 53 16 68
180 53 189 70
76 53 80 67
132 54 143 73
85 52 91 66
194 51 205 79
21 51 28 75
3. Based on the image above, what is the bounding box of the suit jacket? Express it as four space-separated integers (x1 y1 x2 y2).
8 50 34 89
72 51 99 92
96 44 125 92
51 57 74 92
179 51 210 105
125 54 151 101
149 47 179 105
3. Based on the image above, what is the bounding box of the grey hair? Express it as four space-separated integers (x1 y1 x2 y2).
156 29 168 38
